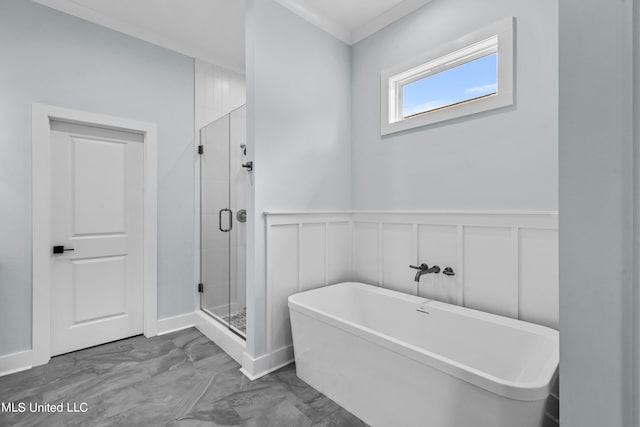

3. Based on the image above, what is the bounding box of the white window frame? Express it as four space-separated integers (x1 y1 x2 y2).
381 16 515 135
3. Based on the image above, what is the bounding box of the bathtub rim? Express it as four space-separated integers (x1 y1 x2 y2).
288 282 559 402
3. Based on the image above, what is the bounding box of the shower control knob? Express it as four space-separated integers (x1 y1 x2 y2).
236 209 247 223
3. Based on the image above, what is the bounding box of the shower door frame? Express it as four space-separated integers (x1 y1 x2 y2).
197 111 246 340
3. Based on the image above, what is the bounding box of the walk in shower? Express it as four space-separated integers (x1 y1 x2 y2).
199 105 247 338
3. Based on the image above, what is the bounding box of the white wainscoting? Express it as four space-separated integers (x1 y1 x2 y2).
265 212 352 357
264 210 558 374
350 211 558 327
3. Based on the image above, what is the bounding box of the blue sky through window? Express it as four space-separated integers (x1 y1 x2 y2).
402 53 497 118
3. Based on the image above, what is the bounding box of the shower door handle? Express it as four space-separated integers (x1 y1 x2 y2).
219 208 233 232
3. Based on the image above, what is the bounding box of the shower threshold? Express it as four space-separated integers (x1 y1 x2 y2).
202 306 246 338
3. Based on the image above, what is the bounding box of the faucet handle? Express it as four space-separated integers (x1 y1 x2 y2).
409 264 427 270
442 267 455 276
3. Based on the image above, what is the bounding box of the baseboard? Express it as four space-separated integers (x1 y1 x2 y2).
156 312 197 335
195 311 246 364
0 350 33 377
240 345 294 380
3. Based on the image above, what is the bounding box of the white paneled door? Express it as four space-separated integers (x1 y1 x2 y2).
49 121 144 356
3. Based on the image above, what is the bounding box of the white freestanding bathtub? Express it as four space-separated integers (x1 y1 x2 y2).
288 282 558 427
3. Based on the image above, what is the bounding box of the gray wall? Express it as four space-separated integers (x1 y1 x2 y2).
559 0 636 425
351 0 558 210
245 0 351 356
0 0 195 356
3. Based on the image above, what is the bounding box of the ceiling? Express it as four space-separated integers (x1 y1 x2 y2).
32 0 431 73
32 0 246 73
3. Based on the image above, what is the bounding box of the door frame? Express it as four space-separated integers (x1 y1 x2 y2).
31 103 158 366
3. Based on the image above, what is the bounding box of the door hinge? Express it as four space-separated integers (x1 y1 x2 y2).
198 145 204 155
197 283 203 293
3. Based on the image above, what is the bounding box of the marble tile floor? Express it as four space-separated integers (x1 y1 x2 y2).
0 328 367 427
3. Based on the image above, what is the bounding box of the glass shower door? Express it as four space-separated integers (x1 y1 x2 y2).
200 106 247 338
200 114 232 331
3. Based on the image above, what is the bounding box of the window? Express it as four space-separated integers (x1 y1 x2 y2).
401 49 497 118
381 17 514 135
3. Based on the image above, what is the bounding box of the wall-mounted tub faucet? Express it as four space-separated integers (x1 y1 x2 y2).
410 263 440 282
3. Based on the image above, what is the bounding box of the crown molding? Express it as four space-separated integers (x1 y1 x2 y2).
273 0 432 45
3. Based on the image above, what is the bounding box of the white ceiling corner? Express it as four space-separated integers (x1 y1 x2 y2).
31 0 246 74
273 0 433 45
